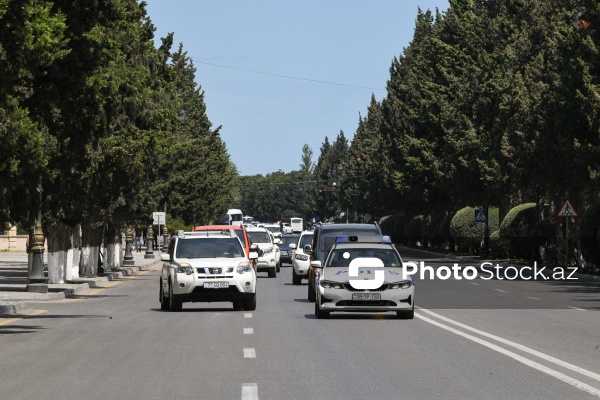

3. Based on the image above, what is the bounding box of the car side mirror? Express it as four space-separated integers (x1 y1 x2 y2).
250 244 259 252
303 245 313 255
289 243 296 249
274 238 281 245
310 260 322 269
248 252 259 260
160 254 170 262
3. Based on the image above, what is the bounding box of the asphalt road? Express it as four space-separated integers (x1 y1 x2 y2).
1 248 599 400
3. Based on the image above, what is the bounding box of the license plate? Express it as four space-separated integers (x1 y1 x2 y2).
281 251 288 256
204 282 229 289
352 293 381 301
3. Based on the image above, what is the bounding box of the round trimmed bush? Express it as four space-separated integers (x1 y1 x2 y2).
499 203 536 259
489 230 510 259
450 207 480 253
405 215 426 245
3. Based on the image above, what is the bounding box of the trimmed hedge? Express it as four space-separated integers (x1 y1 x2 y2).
580 202 600 268
450 207 499 253
427 214 445 248
380 213 407 243
489 230 510 259
499 203 536 259
405 215 426 245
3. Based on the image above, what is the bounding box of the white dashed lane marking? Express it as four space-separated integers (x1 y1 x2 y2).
244 313 253 319
494 289 507 293
241 383 258 400
244 328 254 335
244 348 256 358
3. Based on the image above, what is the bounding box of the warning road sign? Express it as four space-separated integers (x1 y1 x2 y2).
557 199 578 217
474 209 488 223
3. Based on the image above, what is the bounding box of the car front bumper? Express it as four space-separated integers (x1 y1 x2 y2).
317 286 414 312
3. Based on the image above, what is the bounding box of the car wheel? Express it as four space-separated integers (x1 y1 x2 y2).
397 302 414 319
308 280 316 302
168 281 182 312
233 300 244 310
315 299 329 319
268 268 276 278
292 268 301 285
160 279 169 311
276 262 281 273
243 294 256 311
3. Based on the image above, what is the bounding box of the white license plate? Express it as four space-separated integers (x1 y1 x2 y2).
204 282 229 289
352 293 381 301
281 251 289 256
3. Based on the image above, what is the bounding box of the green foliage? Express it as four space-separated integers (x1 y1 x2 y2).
580 203 600 268
450 207 480 252
489 230 510 259
405 215 426 245
499 203 536 259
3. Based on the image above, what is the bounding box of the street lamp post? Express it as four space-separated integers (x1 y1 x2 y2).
123 226 135 266
27 179 48 293
162 225 168 252
145 225 155 259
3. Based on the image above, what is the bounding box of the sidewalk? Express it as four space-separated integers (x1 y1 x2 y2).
0 247 164 315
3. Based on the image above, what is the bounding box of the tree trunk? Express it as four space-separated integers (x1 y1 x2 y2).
105 225 123 270
79 217 103 277
46 221 79 284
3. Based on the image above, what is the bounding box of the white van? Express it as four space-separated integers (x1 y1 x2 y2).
290 217 303 233
225 209 244 226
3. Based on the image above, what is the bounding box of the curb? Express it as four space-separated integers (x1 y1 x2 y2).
0 263 160 315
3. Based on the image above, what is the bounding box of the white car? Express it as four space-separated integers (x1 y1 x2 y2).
160 230 257 311
313 235 414 319
289 231 313 285
246 227 279 277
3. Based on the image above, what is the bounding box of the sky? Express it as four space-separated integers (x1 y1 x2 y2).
144 0 450 176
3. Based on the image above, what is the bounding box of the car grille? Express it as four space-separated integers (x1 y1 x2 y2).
196 267 225 274
343 282 389 292
192 286 240 293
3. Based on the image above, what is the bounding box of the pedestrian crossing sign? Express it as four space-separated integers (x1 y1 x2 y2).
557 199 578 217
474 209 487 223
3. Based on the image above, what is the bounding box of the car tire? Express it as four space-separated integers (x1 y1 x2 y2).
160 279 169 311
168 281 182 312
397 303 414 320
243 294 256 311
268 268 276 278
276 262 281 273
315 299 329 319
308 280 316 302
233 300 244 310
292 268 301 285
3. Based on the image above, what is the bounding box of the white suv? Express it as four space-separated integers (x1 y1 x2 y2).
160 230 257 311
289 231 313 285
246 227 279 278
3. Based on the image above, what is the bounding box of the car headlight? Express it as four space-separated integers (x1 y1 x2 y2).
295 253 309 261
237 261 252 274
389 280 412 289
320 280 344 289
177 262 193 275
262 247 273 255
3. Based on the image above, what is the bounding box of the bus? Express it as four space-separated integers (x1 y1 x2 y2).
222 209 243 226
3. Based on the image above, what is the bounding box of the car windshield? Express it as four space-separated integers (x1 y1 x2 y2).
265 226 281 234
176 238 244 259
326 248 401 268
280 235 299 246
247 231 271 244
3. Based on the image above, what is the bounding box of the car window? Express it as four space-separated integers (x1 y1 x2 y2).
247 231 271 243
299 234 313 248
280 235 299 246
176 238 244 258
319 229 379 253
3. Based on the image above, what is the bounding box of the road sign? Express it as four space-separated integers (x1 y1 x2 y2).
557 199 578 217
153 212 166 225
474 209 487 223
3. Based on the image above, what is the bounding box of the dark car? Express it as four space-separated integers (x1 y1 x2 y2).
278 233 301 265
305 223 382 302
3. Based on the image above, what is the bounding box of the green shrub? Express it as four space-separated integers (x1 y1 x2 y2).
489 230 510 259
405 215 426 245
438 212 456 251
378 215 390 230
450 207 480 253
580 202 600 268
427 214 445 248
499 203 536 259
384 213 406 243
